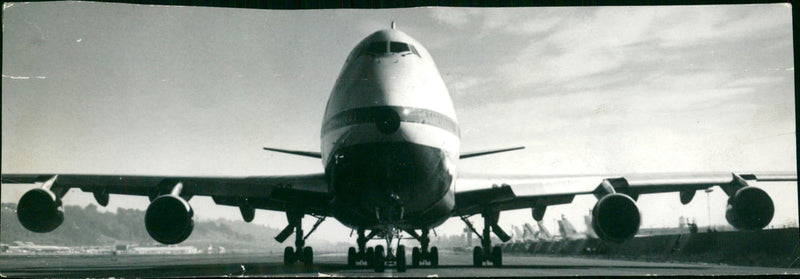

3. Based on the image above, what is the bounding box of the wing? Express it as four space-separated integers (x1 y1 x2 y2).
453 171 796 242
1 173 331 215
2 172 331 245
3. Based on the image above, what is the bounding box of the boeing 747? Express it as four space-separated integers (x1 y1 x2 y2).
2 24 796 272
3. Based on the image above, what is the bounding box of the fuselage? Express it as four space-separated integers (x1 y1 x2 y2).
321 29 459 230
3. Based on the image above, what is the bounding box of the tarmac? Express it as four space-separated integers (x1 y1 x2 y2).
1 251 798 277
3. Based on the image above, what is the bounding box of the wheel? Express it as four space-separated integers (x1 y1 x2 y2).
366 247 375 267
374 245 385 272
396 245 407 272
492 246 502 267
347 247 357 267
284 247 295 265
302 246 313 265
430 246 439 267
473 246 483 267
411 247 421 267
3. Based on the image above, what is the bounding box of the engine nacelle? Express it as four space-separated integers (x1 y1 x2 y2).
145 195 194 244
17 188 65 233
591 193 640 243
725 187 774 230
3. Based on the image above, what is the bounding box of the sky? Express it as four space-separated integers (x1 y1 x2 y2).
2 2 796 244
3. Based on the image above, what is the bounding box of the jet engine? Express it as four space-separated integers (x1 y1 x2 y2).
145 194 194 244
725 187 774 230
591 193 640 243
17 188 65 233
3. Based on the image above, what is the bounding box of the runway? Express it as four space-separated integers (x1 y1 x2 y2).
1 251 797 277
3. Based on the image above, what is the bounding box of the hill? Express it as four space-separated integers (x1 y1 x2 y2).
1 203 288 252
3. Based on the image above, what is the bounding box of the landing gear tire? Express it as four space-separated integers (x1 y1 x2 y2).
473 246 483 267
491 246 502 267
411 247 421 267
430 246 439 267
302 247 314 266
284 247 295 265
374 245 385 272
396 245 407 272
347 247 357 267
366 247 375 268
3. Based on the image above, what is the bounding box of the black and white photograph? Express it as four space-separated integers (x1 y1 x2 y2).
1 2 797 277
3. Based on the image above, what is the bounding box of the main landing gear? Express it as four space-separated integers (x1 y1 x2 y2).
461 211 511 267
346 228 438 272
406 229 439 268
275 210 325 266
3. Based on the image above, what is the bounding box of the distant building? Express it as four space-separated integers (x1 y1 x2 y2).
131 245 199 255
206 245 226 254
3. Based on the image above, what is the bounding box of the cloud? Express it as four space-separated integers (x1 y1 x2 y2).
455 5 791 105
428 7 479 27
447 76 484 96
2 74 31 80
653 6 789 47
480 8 563 35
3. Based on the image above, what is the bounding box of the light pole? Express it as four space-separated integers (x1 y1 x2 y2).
464 225 471 247
705 188 714 232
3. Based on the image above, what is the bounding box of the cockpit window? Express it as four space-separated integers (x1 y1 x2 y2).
359 41 420 58
366 42 388 54
390 42 410 53
409 44 421 58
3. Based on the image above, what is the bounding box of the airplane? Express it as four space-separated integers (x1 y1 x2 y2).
557 215 581 240
1 23 796 272
511 225 525 243
535 221 555 240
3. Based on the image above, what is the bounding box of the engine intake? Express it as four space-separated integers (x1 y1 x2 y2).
145 195 194 244
725 187 774 230
17 188 65 233
591 193 640 243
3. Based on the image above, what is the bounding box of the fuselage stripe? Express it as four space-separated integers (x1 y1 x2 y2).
322 106 460 137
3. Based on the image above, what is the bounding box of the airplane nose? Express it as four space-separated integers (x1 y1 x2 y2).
375 107 401 135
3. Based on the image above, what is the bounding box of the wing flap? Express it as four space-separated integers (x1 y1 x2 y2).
1 174 58 183
453 184 577 216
